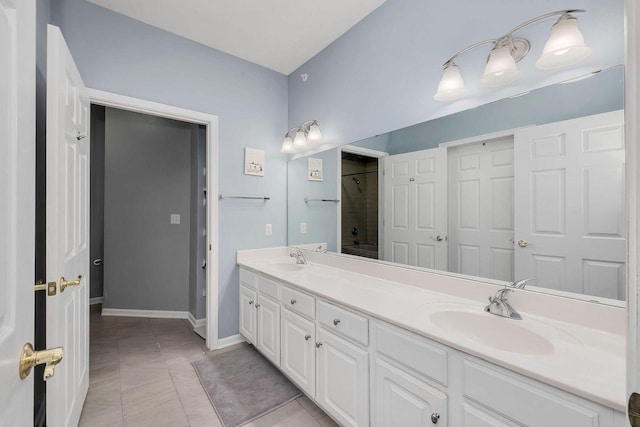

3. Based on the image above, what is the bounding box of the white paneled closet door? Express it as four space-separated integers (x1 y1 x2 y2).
448 137 515 281
514 110 625 299
383 147 447 269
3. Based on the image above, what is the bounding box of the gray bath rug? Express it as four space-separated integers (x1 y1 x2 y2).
192 344 302 427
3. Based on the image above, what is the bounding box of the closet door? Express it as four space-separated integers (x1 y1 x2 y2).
514 110 625 299
383 147 447 269
448 137 515 281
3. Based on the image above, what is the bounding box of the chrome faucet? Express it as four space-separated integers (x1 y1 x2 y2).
484 287 522 320
290 249 308 265
510 278 536 289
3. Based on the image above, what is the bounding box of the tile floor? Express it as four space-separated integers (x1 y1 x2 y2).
81 307 338 427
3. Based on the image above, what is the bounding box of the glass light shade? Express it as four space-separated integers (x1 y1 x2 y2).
480 45 519 87
293 130 307 151
433 63 467 101
536 17 592 70
280 136 294 153
307 122 322 142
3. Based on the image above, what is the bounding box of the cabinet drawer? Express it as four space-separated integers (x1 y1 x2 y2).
318 300 368 346
463 360 600 427
239 268 256 289
257 275 280 300
374 322 447 386
282 286 315 319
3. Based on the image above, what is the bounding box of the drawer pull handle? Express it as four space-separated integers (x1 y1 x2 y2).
333 318 341 326
315 342 323 348
290 298 297 305
249 299 254 305
304 334 311 341
431 413 440 424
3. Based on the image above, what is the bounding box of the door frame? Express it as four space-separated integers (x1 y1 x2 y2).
87 88 220 350
337 145 388 258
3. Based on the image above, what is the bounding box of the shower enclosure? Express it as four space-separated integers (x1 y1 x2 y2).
341 152 379 259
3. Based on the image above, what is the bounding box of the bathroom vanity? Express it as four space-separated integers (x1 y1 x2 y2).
237 247 625 427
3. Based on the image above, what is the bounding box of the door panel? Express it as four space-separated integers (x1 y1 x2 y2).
46 24 90 427
448 137 514 281
256 294 280 366
384 147 447 269
0 0 35 424
281 309 315 396
239 284 257 344
514 110 625 299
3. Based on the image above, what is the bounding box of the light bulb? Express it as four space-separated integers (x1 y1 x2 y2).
536 16 592 70
433 63 467 101
280 136 294 153
480 45 519 87
307 121 322 143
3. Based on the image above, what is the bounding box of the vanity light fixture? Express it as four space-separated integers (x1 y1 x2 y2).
434 9 591 101
280 120 322 154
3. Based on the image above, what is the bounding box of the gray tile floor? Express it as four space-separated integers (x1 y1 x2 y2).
80 307 338 427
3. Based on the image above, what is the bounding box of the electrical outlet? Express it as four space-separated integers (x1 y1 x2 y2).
300 223 307 234
170 214 181 224
265 224 272 236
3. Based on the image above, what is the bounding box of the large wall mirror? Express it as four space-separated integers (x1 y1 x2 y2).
287 65 625 305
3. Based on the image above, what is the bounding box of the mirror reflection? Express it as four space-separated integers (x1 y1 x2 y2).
288 66 625 302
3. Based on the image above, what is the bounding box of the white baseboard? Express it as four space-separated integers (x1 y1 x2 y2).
187 312 206 329
101 308 189 319
89 297 104 305
217 334 246 349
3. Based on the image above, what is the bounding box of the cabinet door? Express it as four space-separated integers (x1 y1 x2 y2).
281 309 315 397
316 328 369 427
374 358 447 427
239 283 257 345
257 294 280 366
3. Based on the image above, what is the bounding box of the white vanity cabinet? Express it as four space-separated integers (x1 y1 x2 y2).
238 269 281 366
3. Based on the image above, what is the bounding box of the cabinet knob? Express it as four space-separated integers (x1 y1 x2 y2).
290 298 297 305
431 413 440 424
333 318 341 326
315 342 323 348
304 334 311 341
249 299 254 305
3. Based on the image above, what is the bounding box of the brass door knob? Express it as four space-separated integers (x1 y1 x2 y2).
19 343 64 381
60 275 82 292
517 240 529 248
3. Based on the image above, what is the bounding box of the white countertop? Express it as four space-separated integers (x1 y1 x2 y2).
237 247 626 412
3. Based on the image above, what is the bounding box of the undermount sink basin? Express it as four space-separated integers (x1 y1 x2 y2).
269 262 304 272
429 310 555 355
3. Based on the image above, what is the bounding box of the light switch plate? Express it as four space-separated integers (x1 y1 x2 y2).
265 224 272 236
170 214 181 224
300 223 307 234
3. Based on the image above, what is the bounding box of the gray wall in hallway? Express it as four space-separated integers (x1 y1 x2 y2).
103 108 192 311
51 0 288 338
90 105 105 299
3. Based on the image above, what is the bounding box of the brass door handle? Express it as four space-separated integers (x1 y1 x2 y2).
19 343 64 381
60 275 82 292
34 281 57 296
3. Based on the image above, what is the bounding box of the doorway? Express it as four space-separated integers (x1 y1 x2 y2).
90 105 209 338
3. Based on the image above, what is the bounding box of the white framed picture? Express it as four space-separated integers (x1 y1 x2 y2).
308 157 323 181
244 148 265 176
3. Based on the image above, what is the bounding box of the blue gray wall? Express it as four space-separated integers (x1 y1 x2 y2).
103 108 192 311
288 0 624 151
51 0 288 338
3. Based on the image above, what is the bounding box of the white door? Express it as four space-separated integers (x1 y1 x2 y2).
316 328 369 427
239 283 257 344
373 358 447 427
448 137 515 281
256 294 280 366
280 309 315 397
514 111 625 299
0 0 36 424
383 147 447 269
46 24 90 427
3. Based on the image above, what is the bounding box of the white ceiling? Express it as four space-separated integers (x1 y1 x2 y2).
87 0 388 75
